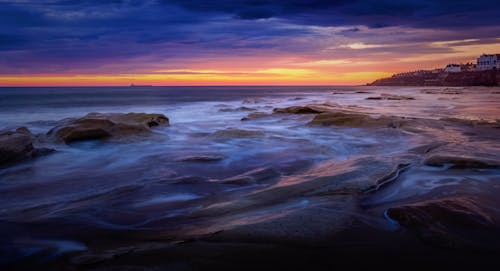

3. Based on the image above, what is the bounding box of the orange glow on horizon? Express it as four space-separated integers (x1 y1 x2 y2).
0 70 392 87
1 38 497 87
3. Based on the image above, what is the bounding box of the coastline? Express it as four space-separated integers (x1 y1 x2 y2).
369 70 500 86
1 86 500 270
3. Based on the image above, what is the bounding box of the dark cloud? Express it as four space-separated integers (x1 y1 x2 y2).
165 0 500 28
0 0 499 74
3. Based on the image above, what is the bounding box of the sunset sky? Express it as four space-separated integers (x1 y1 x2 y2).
1 0 499 86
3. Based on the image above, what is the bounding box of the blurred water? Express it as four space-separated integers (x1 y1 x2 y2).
0 85 499 263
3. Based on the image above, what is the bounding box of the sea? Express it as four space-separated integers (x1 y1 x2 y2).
0 86 499 267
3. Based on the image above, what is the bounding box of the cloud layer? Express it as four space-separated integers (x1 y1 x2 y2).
0 0 499 84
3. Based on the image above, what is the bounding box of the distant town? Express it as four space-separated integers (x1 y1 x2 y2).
370 54 500 86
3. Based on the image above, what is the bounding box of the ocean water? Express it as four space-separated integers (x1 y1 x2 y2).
0 86 499 265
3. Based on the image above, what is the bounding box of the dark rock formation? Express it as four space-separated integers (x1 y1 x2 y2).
308 112 408 128
369 70 500 86
273 105 325 114
219 106 257 112
211 128 265 139
0 127 53 166
424 154 500 168
241 112 272 121
387 196 495 247
366 93 415 100
47 112 169 143
176 154 225 162
0 128 35 166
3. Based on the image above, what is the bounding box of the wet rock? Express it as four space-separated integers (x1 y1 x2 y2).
421 88 464 95
273 105 325 114
215 167 281 185
0 127 54 166
47 112 169 143
424 154 500 168
366 93 415 100
387 196 495 247
243 98 265 104
440 117 500 128
211 128 265 139
219 106 256 112
190 157 408 243
241 112 272 121
176 154 225 162
0 128 35 166
308 112 408 128
408 142 447 154
71 246 136 265
198 157 406 218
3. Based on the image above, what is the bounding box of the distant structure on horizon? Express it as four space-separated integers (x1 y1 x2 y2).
444 64 461 73
476 54 500 71
369 53 500 86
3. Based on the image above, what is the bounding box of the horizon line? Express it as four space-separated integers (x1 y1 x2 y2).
0 84 365 88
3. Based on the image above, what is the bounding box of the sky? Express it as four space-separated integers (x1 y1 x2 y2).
0 0 499 86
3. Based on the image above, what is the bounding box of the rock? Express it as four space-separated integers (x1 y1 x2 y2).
175 155 225 162
214 167 281 185
0 128 35 166
308 112 407 128
47 112 169 143
424 154 500 168
421 88 464 94
243 98 265 104
219 106 256 112
273 105 325 114
386 196 495 247
366 93 415 100
241 112 272 121
0 127 54 166
211 128 265 139
440 117 500 128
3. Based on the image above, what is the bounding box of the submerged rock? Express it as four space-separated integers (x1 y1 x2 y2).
211 128 265 139
273 105 327 114
176 154 225 162
241 112 272 121
308 112 407 128
421 88 464 95
47 112 169 143
243 98 265 104
219 106 256 112
214 167 281 185
0 128 35 166
424 154 500 168
387 196 495 247
366 93 415 100
0 127 53 166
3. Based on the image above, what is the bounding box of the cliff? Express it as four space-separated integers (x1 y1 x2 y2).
369 70 500 86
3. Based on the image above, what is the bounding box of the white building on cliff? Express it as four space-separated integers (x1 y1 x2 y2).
476 54 500 70
444 64 461 73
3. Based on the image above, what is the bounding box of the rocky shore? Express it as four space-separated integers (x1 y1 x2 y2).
369 70 500 86
1 87 499 270
0 112 169 167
